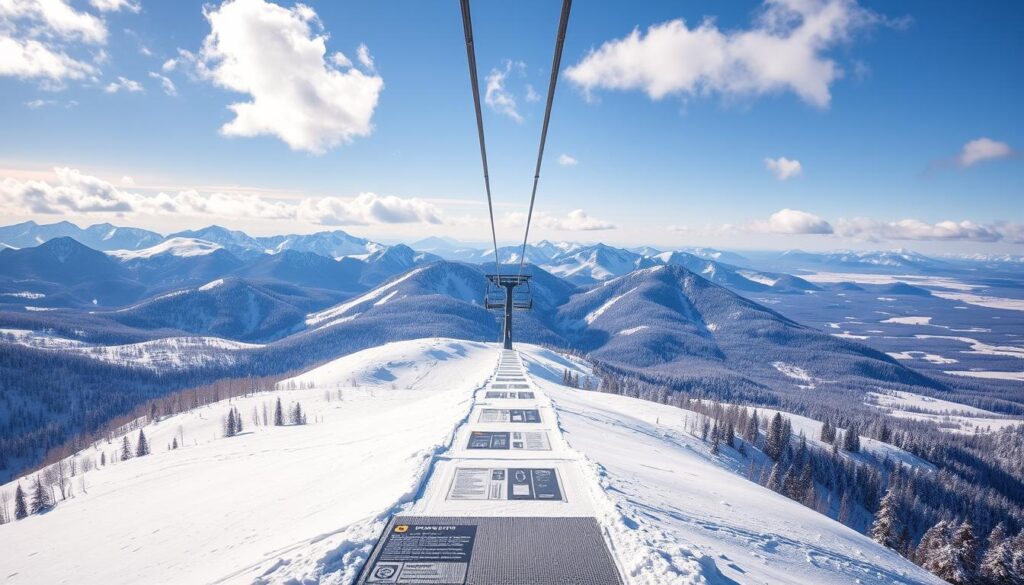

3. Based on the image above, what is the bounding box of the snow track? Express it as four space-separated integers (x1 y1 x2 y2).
356 349 626 584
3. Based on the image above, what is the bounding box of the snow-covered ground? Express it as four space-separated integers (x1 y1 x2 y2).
0 328 259 371
0 339 943 584
866 390 1022 434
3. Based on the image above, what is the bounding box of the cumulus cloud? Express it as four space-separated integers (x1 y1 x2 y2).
103 76 142 93
193 0 384 154
0 167 295 218
764 156 802 180
558 153 578 166
0 0 115 84
956 138 1013 168
298 192 443 226
504 209 615 231
485 60 525 123
565 0 886 108
751 208 833 234
0 168 447 225
148 71 176 95
89 0 140 13
834 217 1014 243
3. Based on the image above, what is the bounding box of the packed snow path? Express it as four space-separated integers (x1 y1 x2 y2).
356 349 625 584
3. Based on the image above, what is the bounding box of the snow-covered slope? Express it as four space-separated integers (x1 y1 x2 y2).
0 339 942 585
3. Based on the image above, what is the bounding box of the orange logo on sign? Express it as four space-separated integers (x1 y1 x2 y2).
394 525 409 533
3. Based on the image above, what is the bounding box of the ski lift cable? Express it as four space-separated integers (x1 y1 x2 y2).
518 0 572 277
459 0 502 278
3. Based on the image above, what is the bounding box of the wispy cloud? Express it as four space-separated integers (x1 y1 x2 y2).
103 76 143 93
955 138 1013 168
485 60 526 123
148 71 176 96
89 0 140 13
557 154 578 166
504 209 615 231
764 156 802 180
298 193 443 226
750 209 833 234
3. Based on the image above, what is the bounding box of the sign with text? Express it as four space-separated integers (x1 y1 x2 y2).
447 467 564 502
466 431 551 451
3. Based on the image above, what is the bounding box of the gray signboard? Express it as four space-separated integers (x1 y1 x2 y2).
357 516 624 585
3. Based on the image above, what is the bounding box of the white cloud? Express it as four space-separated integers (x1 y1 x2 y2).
0 0 116 83
565 0 884 108
956 138 1013 168
485 60 525 123
25 98 56 108
764 156 802 180
1 0 108 44
89 0 140 13
557 153 578 166
0 36 97 81
298 192 443 226
525 83 540 103
194 0 383 154
752 208 833 234
355 43 374 71
0 167 296 219
504 209 615 231
148 71 176 95
103 75 143 93
330 51 352 68
120 175 135 185
161 57 177 72
835 217 1012 243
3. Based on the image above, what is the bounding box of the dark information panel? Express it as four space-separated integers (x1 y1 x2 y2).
357 516 623 585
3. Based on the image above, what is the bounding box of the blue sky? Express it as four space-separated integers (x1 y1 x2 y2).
0 0 1021 253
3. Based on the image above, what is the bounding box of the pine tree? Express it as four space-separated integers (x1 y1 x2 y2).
100 451 106 466
30 476 49 514
744 410 759 445
14 484 27 520
979 523 1013 584
724 421 735 448
767 462 783 492
870 483 900 549
765 413 785 461
1010 533 1024 585
171 437 178 450
948 520 979 585
120 436 133 461
135 429 149 457
797 463 815 508
838 491 852 525
225 408 237 437
291 402 305 425
820 419 836 444
843 424 861 452
710 433 720 455
274 397 285 426
918 520 950 571
234 406 243 434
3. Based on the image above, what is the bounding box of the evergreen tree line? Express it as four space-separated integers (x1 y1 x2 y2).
584 365 1024 584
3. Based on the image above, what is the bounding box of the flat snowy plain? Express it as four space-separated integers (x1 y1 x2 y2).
0 339 943 584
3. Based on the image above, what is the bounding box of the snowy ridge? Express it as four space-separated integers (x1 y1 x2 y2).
305 267 425 328
108 237 223 260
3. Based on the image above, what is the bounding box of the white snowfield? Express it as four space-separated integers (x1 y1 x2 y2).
0 328 260 371
0 338 943 585
867 389 1022 434
108 237 224 259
